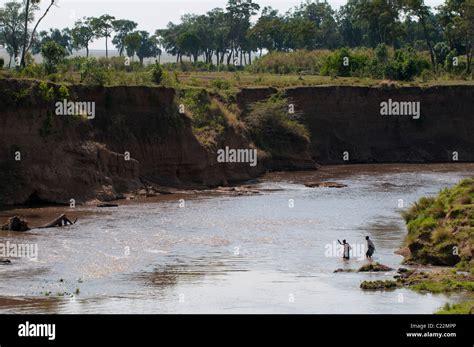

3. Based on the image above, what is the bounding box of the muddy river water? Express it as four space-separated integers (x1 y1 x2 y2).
0 164 472 313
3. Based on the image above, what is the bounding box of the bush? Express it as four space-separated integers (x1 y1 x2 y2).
321 48 370 78
41 41 67 74
79 58 111 86
434 42 450 67
151 63 163 84
384 48 429 81
210 79 231 90
248 50 330 74
246 94 310 156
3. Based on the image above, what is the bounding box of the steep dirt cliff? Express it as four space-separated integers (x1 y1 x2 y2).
0 79 314 206
1 80 472 206
237 85 474 164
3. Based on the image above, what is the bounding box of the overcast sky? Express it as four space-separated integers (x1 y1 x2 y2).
1 0 446 50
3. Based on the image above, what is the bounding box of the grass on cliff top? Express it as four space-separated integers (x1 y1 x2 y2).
401 178 474 268
3 68 474 90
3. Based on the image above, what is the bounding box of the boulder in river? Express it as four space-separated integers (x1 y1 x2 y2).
358 262 394 272
305 182 348 188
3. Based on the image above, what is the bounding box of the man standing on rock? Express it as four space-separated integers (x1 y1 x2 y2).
338 239 351 260
366 236 375 259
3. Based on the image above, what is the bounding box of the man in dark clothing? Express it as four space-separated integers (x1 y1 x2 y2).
366 236 375 259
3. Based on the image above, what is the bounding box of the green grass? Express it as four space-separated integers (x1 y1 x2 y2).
401 178 474 267
436 300 474 314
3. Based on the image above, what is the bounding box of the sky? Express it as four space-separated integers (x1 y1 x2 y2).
0 0 447 50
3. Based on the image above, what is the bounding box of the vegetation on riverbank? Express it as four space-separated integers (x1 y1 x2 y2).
436 299 474 314
401 178 473 268
361 179 474 313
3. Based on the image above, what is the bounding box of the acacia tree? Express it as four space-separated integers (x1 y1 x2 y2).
91 14 115 59
112 19 137 56
124 30 160 64
71 17 95 57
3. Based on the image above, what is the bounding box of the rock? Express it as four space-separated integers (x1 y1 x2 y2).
396 267 415 279
155 187 177 195
395 247 411 257
216 186 260 195
333 268 356 273
358 262 394 272
305 181 347 188
1 216 30 232
360 280 399 290
97 203 119 208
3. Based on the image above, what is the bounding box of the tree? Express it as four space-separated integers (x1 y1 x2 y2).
403 0 438 72
112 19 137 56
21 0 57 68
136 31 161 65
177 30 201 63
248 7 285 55
294 1 341 49
123 31 141 60
71 17 95 57
353 0 404 47
41 40 66 73
337 1 365 48
32 28 72 55
225 0 260 65
0 1 25 67
438 0 474 73
91 14 115 59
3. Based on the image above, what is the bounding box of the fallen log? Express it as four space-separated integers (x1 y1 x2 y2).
37 214 77 228
1 214 77 231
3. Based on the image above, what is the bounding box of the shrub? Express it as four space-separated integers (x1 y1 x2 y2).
245 95 310 156
434 42 450 67
151 63 163 84
79 58 111 86
41 41 67 74
210 79 231 90
384 48 429 81
321 48 370 78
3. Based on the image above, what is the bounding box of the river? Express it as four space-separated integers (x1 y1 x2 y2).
0 163 472 313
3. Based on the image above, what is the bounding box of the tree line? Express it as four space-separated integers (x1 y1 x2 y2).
0 0 473 72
